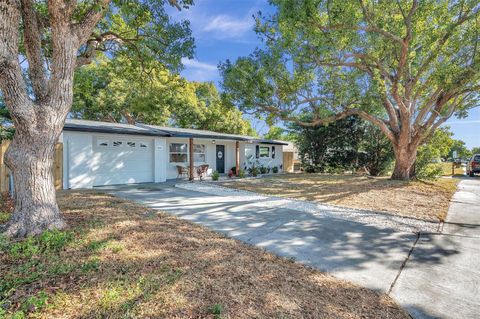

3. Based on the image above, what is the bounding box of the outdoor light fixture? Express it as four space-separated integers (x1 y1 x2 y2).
212 140 216 144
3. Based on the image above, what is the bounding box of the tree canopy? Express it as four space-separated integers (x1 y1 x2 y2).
72 56 255 135
220 0 480 180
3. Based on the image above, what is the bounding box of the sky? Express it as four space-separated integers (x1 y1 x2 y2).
168 0 479 149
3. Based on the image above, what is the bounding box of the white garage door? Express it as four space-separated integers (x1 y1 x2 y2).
91 136 154 186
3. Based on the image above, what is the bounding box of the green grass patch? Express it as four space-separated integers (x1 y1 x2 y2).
436 162 465 176
0 211 10 224
0 226 100 318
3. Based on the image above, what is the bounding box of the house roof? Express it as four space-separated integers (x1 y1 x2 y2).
63 119 170 137
64 119 288 145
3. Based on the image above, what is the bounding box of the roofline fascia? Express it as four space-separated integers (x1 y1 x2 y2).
63 122 288 145
63 126 171 137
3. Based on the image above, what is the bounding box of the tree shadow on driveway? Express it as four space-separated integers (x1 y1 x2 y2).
111 187 460 293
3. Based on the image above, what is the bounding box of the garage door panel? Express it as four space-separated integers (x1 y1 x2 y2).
90 138 154 186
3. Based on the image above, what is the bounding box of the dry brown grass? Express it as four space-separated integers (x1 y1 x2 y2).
219 174 459 221
0 191 408 319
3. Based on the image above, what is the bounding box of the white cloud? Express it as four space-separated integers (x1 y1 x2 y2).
181 58 217 71
181 58 219 82
203 14 254 38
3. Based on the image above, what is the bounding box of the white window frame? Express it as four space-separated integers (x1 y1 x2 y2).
169 143 188 163
193 144 206 163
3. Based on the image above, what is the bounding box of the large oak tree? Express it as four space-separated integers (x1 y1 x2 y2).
0 0 194 237
220 0 480 180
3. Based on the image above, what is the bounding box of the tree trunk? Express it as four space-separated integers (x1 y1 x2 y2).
391 144 417 180
1 133 66 237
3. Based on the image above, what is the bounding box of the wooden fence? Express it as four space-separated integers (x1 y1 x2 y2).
0 141 63 192
283 152 294 173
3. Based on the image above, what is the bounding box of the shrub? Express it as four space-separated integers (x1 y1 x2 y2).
415 128 455 180
304 164 320 173
293 115 393 176
248 166 258 177
272 166 279 173
237 169 246 178
259 166 268 174
211 170 220 181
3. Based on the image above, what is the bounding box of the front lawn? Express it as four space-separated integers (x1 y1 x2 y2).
0 192 407 318
218 174 459 221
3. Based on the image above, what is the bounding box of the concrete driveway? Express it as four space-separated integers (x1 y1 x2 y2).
109 184 416 292
108 178 480 319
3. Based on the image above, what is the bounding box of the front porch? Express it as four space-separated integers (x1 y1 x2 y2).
165 136 284 181
176 138 241 181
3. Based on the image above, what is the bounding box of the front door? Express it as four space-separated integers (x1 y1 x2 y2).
216 145 225 174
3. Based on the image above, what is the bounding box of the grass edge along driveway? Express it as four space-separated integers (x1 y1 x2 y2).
218 173 459 222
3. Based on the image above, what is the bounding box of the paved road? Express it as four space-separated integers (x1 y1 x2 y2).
391 178 480 319
108 178 480 319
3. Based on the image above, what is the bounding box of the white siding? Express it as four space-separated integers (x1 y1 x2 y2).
63 132 94 189
242 143 283 172
154 138 167 183
62 130 286 188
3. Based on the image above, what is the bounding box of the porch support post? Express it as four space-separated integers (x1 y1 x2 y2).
235 140 240 176
189 137 194 181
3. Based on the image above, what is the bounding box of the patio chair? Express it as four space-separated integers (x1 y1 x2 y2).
196 164 209 181
176 165 189 179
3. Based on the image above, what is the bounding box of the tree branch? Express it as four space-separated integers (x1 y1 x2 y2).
0 0 35 121
20 0 48 100
73 0 112 44
260 101 396 143
314 22 404 46
411 4 480 86
357 0 405 46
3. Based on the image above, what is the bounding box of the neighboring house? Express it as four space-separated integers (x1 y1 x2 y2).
60 119 288 189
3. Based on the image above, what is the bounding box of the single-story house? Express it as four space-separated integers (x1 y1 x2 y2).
60 119 288 189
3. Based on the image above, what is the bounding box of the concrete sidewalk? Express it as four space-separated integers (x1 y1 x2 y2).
390 178 480 319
